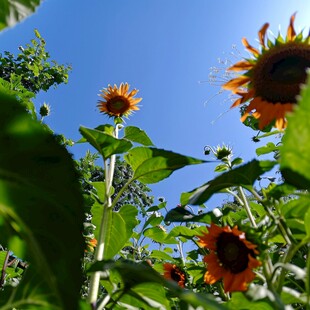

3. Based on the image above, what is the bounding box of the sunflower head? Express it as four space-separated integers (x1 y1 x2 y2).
223 14 310 131
163 263 186 288
97 83 142 120
198 223 261 293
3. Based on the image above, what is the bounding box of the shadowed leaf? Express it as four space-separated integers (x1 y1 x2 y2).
181 160 276 205
0 92 84 309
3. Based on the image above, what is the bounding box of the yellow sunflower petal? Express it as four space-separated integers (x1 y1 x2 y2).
258 22 269 48
228 60 254 72
222 76 251 91
287 13 297 41
231 89 255 108
242 37 260 57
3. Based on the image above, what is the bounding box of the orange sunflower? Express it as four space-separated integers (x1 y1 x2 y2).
98 83 142 118
198 223 261 293
223 14 310 130
163 263 186 288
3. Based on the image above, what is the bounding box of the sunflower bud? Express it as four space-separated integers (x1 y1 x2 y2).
39 103 51 117
214 145 233 160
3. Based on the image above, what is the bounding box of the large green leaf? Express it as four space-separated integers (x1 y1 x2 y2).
89 260 226 310
0 0 43 31
91 202 138 259
227 292 273 310
280 75 310 189
124 147 205 184
115 283 171 310
143 226 178 244
124 126 154 146
181 160 276 205
79 126 132 159
0 92 84 309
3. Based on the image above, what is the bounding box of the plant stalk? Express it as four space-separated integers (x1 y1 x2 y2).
238 186 257 228
88 125 120 306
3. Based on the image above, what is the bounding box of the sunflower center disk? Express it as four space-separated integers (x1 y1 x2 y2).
253 43 310 104
171 270 182 282
108 97 130 114
216 232 251 274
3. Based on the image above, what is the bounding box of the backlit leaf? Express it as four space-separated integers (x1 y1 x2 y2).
79 126 132 159
280 76 310 189
125 147 205 184
0 0 43 31
124 126 154 146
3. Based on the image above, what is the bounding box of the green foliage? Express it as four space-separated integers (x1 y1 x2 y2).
89 260 226 310
0 30 71 94
280 76 310 189
0 0 43 31
1 5 310 310
79 126 133 159
181 160 276 205
125 147 206 184
0 92 84 309
124 126 154 146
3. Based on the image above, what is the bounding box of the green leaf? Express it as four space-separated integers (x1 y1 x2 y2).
214 164 229 172
124 126 154 146
265 183 296 200
102 205 138 260
227 292 273 310
256 142 278 156
231 157 243 167
143 227 178 244
79 126 132 159
305 209 310 237
181 160 276 205
281 195 310 219
0 251 8 276
129 283 170 309
150 250 174 261
0 92 84 309
125 147 205 184
92 181 107 202
280 75 310 189
116 283 171 310
0 0 43 31
165 207 213 223
89 260 226 310
167 226 206 239
118 204 139 238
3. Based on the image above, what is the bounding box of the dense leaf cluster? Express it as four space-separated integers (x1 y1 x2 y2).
0 29 71 94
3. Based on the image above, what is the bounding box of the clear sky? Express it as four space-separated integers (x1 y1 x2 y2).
1 0 309 209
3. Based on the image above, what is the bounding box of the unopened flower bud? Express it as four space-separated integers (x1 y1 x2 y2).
39 103 51 117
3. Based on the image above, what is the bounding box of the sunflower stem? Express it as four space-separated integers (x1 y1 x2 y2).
238 187 257 228
88 124 120 306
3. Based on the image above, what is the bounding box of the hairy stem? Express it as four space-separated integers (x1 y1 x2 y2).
237 186 257 228
88 125 120 306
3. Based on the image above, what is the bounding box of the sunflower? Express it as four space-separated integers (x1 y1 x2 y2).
98 83 142 118
163 263 186 288
223 14 310 130
198 223 261 293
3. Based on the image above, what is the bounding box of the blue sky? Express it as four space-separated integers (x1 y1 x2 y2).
1 0 309 209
